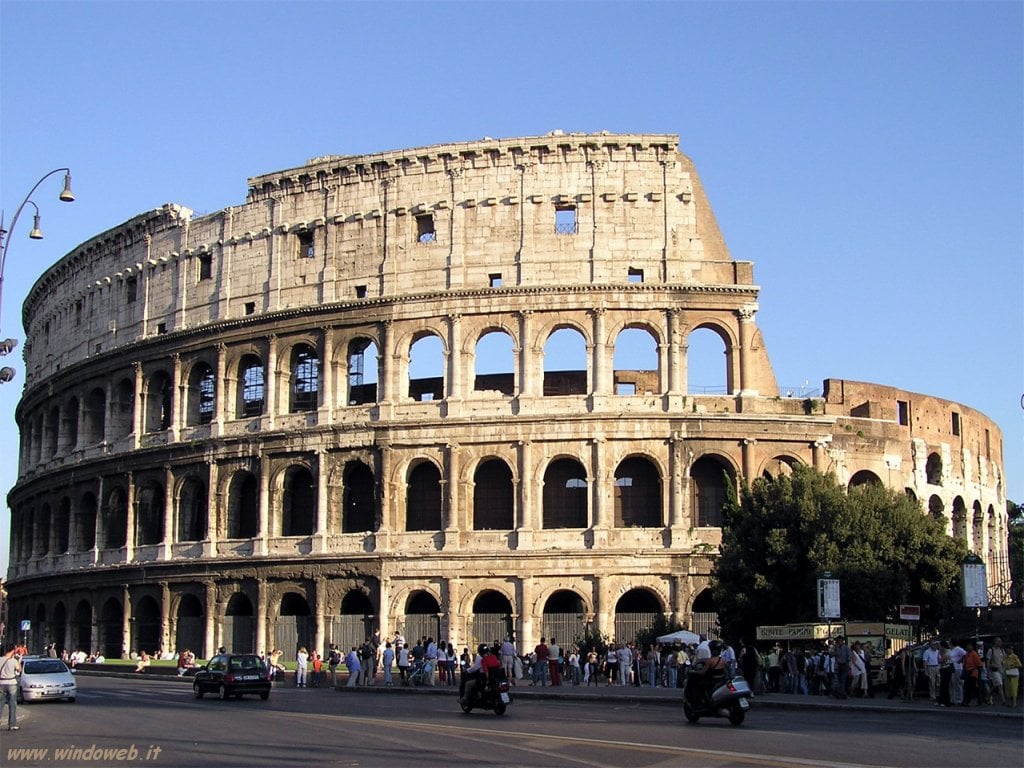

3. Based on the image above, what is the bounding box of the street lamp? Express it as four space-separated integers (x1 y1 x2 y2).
0 167 76 383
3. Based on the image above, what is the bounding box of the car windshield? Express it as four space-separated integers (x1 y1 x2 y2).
24 660 69 675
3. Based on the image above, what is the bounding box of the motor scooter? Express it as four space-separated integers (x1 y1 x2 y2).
459 668 512 715
682 663 752 725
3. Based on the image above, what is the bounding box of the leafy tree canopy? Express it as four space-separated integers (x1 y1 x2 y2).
711 465 967 642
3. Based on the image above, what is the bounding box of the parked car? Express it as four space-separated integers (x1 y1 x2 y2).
18 657 77 703
193 653 271 701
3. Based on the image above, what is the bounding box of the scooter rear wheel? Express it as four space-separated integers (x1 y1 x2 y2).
460 698 472 713
494 701 507 716
728 704 745 726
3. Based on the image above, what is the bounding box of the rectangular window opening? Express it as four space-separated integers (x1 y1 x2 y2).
74 301 83 326
555 206 577 235
489 273 503 288
156 322 167 335
616 382 637 396
627 267 644 284
198 254 213 281
297 230 315 259
416 214 436 243
355 285 367 298
951 412 961 436
897 400 909 426
244 301 256 316
126 277 138 303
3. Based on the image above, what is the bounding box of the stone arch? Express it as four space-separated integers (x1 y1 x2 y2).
613 454 663 527
109 377 134 440
760 454 801 479
280 464 316 537
176 474 208 543
408 331 446 402
174 592 205 656
951 496 968 541
470 589 515 647
35 502 51 556
972 500 984 553
928 494 946 527
344 335 379 406
690 453 737 528
132 594 161 655
406 459 442 531
288 342 320 413
612 324 661 396
926 452 943 485
341 459 377 533
184 360 216 426
225 469 259 539
76 492 98 551
686 321 735 395
542 456 589 529
539 589 588 647
542 325 589 396
134 479 165 546
224 592 255 654
613 587 665 643
45 404 60 458
236 353 265 417
472 328 515 396
101 485 128 549
54 496 71 554
848 470 882 490
61 396 79 453
277 591 313 655
72 599 93 654
472 457 515 530
82 386 106 445
143 369 173 432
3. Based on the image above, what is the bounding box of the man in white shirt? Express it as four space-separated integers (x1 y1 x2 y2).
948 640 966 704
922 640 941 701
695 635 711 661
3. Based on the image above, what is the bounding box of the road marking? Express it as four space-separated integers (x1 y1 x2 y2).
275 710 891 768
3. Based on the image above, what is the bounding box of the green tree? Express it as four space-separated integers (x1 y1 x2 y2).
711 465 967 642
1008 500 1022 603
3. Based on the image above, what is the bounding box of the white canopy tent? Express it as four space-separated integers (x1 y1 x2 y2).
656 629 701 646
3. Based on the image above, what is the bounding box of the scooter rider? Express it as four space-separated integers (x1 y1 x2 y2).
687 640 727 704
460 644 502 701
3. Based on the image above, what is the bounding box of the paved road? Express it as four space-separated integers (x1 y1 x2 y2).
3 675 1020 768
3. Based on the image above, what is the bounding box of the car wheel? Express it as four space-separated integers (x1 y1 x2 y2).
259 692 270 701
218 684 228 701
193 683 203 699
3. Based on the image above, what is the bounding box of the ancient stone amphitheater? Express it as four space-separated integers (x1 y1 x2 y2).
4 132 1008 658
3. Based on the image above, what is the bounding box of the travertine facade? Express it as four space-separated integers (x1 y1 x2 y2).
4 133 1008 658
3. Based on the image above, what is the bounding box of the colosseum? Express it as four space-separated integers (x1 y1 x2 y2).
4 132 1010 659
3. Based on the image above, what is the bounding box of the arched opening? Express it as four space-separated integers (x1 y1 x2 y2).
972 500 985 554
690 455 733 528
102 487 128 549
132 595 161 656
542 457 588 529
928 495 945 526
34 503 51 555
543 327 587 396
276 593 312 655
408 334 445 401
109 378 134 440
238 355 265 417
177 477 207 543
186 363 216 426
347 337 379 406
76 492 97 551
83 387 106 444
951 496 967 541
686 326 729 395
175 594 205 657
762 455 798 480
134 481 165 547
342 460 377 533
54 497 71 554
224 593 255 654
473 330 515 396
226 471 259 539
473 459 514 530
289 344 320 413
51 602 68 656
144 371 173 432
332 591 375 651
406 461 442 531
691 589 720 640
403 591 441 647
612 327 659 396
61 397 79 453
73 600 93 654
45 405 59 458
613 589 663 643
281 466 315 536
541 590 585 647
926 452 943 485
470 591 513 648
613 456 662 527
848 470 882 490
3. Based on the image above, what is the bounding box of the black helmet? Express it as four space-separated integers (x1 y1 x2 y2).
478 643 488 655
709 640 723 655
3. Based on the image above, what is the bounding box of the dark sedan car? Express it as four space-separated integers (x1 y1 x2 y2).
193 654 271 701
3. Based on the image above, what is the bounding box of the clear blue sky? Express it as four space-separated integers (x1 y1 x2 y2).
1 0 1021 574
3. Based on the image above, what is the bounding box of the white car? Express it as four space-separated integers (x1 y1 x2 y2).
18 657 77 703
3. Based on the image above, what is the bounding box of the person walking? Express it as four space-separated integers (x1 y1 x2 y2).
832 636 851 699
985 637 1007 706
1002 645 1020 707
961 642 983 706
381 641 395 686
295 646 309 688
0 646 21 731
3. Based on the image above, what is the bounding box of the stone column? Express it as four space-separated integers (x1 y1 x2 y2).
736 304 758 397
122 586 132 659
378 445 394 551
265 335 278 429
590 437 607 539
212 343 227 437
446 313 463 416
444 442 461 550
257 461 270 555
742 439 757 483
132 362 143 449
377 320 395 419
204 581 217 659
162 464 175 560
125 473 136 562
589 307 609 398
313 449 328 553
320 326 335 422
314 577 327 661
170 353 182 442
665 308 685 410
256 579 268 657
205 461 218 557
160 582 171 654
516 310 534 403
516 440 533 549
668 434 686 535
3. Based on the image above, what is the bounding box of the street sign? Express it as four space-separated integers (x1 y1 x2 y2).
19 619 31 632
899 605 921 621
817 577 841 619
961 554 988 608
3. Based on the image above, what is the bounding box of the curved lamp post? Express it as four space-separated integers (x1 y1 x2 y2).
0 168 75 383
